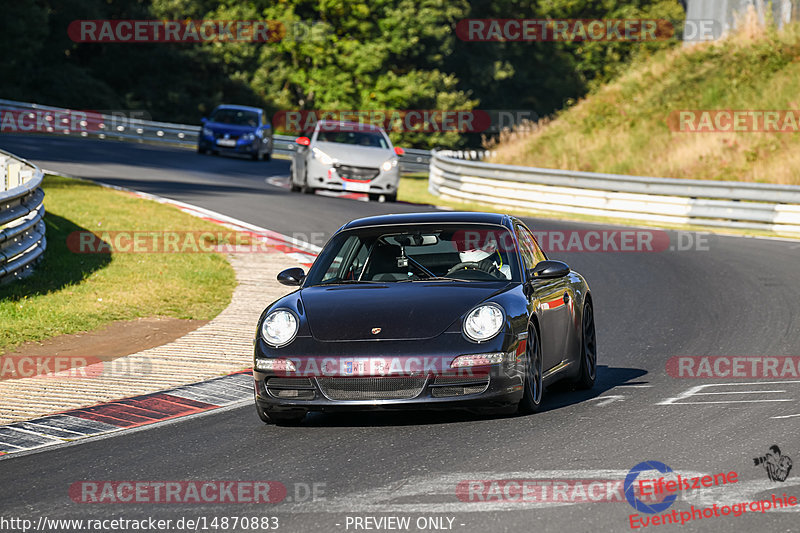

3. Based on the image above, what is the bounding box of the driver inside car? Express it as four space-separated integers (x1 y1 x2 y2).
452 233 512 280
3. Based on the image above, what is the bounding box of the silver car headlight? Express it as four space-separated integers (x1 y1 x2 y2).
381 158 398 172
312 147 335 165
261 309 298 347
463 304 505 342
242 133 256 141
202 127 213 137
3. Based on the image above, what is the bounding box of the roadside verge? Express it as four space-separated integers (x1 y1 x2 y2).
0 182 321 455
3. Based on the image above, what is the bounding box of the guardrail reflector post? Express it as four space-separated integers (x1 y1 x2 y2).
7 162 20 189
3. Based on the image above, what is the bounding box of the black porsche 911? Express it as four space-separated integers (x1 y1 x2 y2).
253 212 596 424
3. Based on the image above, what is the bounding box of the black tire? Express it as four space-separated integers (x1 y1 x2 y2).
255 403 306 425
197 145 207 154
386 193 397 203
518 325 544 414
289 182 301 192
301 172 314 194
368 193 381 202
574 301 597 389
263 152 272 162
251 151 261 161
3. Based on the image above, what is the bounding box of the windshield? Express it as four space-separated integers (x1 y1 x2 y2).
316 129 389 149
209 108 259 127
305 224 520 285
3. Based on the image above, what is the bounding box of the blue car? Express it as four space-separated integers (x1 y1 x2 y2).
198 105 273 161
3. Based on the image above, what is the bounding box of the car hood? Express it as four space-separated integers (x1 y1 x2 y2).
313 142 393 167
205 122 257 135
300 282 509 341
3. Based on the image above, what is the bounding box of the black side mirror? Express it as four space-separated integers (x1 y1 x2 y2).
277 267 306 286
529 260 570 280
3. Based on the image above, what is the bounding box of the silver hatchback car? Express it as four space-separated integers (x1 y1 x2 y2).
290 120 403 202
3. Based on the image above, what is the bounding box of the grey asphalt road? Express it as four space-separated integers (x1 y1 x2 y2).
1 134 799 533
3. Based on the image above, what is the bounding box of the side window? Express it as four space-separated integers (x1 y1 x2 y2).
516 226 536 270
523 226 547 263
321 236 360 282
516 224 546 270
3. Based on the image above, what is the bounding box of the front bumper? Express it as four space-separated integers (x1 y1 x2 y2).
253 333 526 413
199 136 271 154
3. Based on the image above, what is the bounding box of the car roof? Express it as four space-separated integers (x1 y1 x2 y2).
316 120 385 133
214 105 262 113
340 211 513 231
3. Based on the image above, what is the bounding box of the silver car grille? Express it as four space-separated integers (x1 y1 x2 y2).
316 377 427 401
335 164 380 181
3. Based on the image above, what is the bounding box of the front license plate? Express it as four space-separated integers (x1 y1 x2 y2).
216 139 236 147
343 181 370 192
343 360 368 375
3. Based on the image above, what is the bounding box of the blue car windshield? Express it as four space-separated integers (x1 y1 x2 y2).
305 224 521 285
210 109 259 127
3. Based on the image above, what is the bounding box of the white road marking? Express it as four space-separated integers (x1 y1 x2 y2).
693 391 787 395
658 381 800 406
665 400 794 404
771 413 800 419
265 176 290 189
588 395 625 406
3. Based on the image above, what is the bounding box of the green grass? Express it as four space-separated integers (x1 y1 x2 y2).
490 20 800 185
0 176 236 353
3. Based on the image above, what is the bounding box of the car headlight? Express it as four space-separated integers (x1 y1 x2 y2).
312 147 335 165
463 304 505 342
381 158 398 172
242 133 256 142
202 127 213 137
261 309 298 347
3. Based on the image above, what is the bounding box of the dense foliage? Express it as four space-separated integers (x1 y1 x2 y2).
0 0 683 147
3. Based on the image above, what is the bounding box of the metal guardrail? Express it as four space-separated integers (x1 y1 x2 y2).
0 99 434 173
13 98 794 235
0 149 46 283
429 150 800 235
